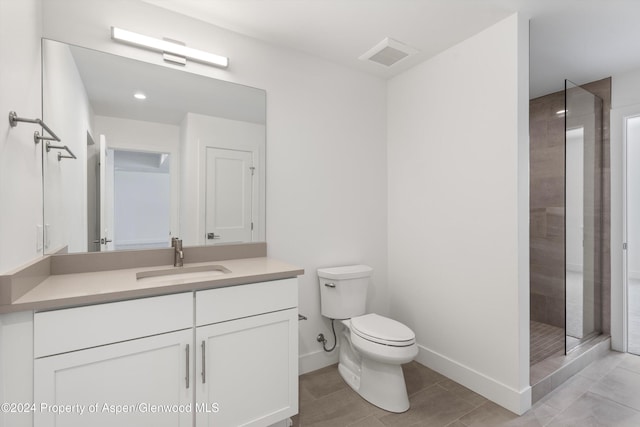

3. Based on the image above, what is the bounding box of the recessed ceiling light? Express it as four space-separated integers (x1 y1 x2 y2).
134 92 147 100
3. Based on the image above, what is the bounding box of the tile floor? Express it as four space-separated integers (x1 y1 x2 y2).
293 350 640 426
530 321 564 366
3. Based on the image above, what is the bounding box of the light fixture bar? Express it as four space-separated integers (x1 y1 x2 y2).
111 27 228 68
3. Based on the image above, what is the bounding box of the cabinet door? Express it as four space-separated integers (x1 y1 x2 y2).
34 329 193 427
195 309 298 427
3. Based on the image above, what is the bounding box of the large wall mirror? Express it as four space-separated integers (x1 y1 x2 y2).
42 39 266 254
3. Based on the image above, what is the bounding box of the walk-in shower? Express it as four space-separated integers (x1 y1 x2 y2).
530 79 605 366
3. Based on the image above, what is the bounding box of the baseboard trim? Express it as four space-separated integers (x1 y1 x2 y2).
299 347 340 375
416 344 531 415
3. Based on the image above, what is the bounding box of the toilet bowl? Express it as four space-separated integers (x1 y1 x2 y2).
350 313 417 364
318 265 418 413
340 313 418 412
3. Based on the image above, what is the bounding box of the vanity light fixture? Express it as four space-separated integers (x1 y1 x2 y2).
133 92 146 100
111 27 229 69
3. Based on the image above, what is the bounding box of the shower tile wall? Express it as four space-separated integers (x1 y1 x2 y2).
530 90 566 328
529 77 611 335
581 78 611 335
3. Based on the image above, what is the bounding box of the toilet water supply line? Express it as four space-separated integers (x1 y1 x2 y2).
317 319 337 352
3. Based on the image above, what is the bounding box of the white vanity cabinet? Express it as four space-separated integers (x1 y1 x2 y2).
34 329 194 427
194 279 298 427
32 278 299 427
33 293 194 427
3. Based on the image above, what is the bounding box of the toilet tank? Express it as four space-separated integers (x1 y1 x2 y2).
317 265 373 319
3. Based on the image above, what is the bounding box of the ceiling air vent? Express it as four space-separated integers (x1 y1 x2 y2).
359 37 418 67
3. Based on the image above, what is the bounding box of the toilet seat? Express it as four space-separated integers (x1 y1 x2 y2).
351 313 415 347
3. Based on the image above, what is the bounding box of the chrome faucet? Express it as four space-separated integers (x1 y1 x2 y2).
171 237 184 267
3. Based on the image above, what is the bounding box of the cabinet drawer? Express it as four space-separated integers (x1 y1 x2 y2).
34 292 193 358
196 278 298 326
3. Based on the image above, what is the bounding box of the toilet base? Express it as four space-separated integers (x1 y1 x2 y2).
338 338 411 413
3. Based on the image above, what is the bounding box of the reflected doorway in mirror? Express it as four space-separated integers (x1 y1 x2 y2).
205 147 255 244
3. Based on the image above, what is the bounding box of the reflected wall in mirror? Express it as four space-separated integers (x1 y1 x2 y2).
42 39 266 254
564 80 603 353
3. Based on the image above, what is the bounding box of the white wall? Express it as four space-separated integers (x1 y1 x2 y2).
42 0 388 372
625 118 640 277
0 0 43 273
42 40 94 253
387 13 530 414
610 67 640 350
2 1 532 415
180 113 265 246
0 0 41 423
93 115 180 241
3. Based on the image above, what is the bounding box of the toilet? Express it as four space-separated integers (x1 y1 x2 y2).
317 265 418 413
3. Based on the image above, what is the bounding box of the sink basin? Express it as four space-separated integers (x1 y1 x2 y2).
136 264 231 282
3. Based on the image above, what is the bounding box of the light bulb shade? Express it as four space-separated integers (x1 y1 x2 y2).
111 27 228 69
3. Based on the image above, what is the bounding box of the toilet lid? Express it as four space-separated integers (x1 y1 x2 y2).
350 313 415 346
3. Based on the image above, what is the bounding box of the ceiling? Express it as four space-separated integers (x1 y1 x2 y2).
142 0 640 99
62 41 266 125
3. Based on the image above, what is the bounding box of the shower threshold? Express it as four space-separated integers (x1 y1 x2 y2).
530 334 610 404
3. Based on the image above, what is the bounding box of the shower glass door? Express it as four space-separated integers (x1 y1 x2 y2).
564 80 603 353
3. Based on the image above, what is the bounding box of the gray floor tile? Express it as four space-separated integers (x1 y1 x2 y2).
577 350 626 381
457 401 520 426
616 352 640 374
546 391 640 427
436 378 487 408
403 361 447 397
295 352 640 427
590 366 640 411
300 364 348 400
512 403 559 427
347 415 387 427
377 385 475 427
536 374 595 411
297 388 385 427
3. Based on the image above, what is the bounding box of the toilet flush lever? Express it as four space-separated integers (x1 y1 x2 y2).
324 283 336 288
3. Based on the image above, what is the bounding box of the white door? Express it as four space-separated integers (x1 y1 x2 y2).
34 329 193 427
626 115 640 355
98 135 114 251
205 147 254 244
195 309 298 427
